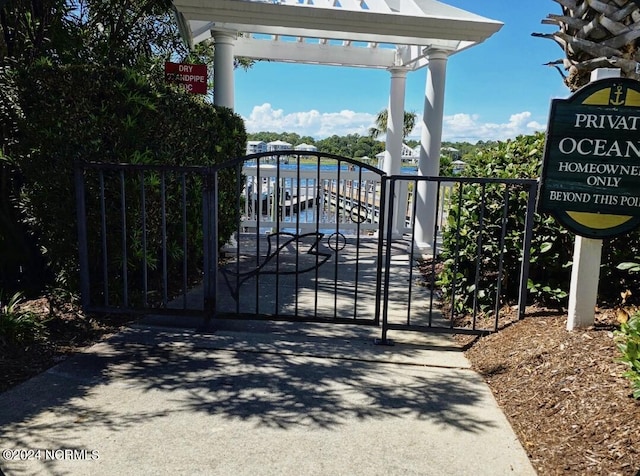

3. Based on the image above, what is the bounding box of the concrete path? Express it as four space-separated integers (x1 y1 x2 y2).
0 320 535 476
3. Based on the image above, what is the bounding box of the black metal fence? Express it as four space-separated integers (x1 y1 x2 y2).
75 162 210 315
203 151 388 324
75 155 537 337
379 175 538 339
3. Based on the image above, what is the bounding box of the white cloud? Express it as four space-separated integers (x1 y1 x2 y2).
435 111 546 143
244 103 376 138
243 103 546 143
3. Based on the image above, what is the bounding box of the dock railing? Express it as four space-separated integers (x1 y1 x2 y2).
240 165 454 235
241 164 385 234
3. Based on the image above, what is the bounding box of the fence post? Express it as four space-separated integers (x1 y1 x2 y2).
375 176 395 345
202 168 218 319
518 181 537 319
74 161 91 309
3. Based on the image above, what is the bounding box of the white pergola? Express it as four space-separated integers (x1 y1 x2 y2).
171 0 502 247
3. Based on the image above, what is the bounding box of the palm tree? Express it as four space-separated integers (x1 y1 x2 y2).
368 109 417 140
534 0 640 91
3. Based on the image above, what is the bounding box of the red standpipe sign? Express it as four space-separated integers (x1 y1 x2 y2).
164 62 207 94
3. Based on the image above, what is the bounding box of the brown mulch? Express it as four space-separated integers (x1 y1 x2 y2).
462 308 640 475
418 255 640 474
0 298 133 394
2 298 640 474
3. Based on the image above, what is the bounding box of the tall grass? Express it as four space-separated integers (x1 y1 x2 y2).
0 291 47 355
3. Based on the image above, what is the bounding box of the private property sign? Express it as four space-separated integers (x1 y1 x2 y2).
164 62 207 94
539 78 640 238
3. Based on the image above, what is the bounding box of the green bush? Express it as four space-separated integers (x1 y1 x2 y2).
438 133 573 314
0 291 47 355
438 132 640 315
601 235 640 307
615 312 640 399
11 64 246 300
0 66 48 294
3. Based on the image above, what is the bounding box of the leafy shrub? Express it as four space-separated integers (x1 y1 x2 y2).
438 133 573 313
11 64 246 299
0 291 47 355
438 132 640 315
615 312 640 399
617 261 640 273
0 66 48 294
600 236 640 307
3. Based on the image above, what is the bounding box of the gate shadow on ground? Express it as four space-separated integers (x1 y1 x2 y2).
170 348 494 432
0 324 505 476
0 325 496 440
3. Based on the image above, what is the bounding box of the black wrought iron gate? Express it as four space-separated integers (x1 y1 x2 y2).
203 151 387 325
75 152 387 325
75 152 537 336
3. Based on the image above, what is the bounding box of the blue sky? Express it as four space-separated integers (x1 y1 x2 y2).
234 1 570 143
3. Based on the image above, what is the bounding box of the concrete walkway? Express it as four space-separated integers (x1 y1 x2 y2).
0 319 535 476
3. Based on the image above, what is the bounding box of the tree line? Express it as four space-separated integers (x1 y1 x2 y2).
247 131 484 164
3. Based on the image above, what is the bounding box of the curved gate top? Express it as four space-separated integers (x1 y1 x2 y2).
204 150 388 324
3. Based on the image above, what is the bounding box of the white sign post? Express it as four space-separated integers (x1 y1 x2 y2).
566 68 620 330
567 235 603 330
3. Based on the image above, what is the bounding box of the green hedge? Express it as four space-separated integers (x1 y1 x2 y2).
0 66 47 294
12 64 246 297
439 132 640 314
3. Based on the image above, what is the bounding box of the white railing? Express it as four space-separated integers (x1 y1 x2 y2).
405 181 454 233
241 165 383 234
240 165 454 235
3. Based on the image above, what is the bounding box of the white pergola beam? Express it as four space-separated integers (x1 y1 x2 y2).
234 36 397 69
192 21 491 49
361 0 392 13
173 0 502 47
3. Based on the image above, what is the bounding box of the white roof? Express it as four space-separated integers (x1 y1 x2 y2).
172 0 502 71
268 140 292 146
376 143 417 158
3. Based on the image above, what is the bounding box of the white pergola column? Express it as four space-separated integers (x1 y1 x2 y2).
213 30 238 251
383 67 408 236
212 30 236 109
414 49 449 251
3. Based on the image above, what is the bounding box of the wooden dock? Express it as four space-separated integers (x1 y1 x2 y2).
252 188 320 217
322 181 382 223
282 193 317 216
